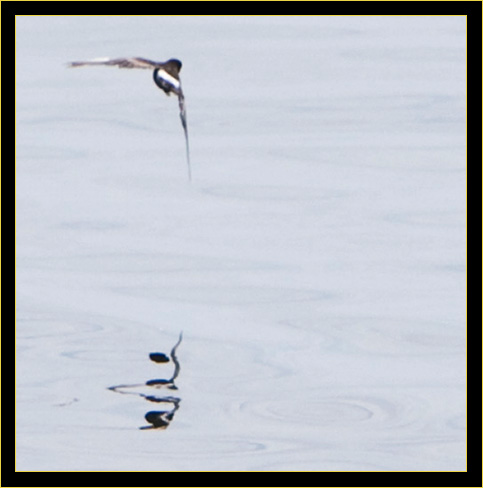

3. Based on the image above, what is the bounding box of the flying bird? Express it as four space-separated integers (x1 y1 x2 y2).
68 57 191 180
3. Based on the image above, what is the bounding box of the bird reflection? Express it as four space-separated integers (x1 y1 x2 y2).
142 397 181 430
108 332 183 430
145 332 182 390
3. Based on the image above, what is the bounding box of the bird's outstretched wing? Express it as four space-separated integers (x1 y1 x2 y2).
68 57 159 69
177 92 191 181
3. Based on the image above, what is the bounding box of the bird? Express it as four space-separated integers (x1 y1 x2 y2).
68 57 191 181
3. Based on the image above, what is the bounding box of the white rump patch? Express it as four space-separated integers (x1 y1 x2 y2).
156 69 180 89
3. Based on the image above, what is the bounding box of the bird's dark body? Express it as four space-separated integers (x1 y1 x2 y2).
153 68 176 95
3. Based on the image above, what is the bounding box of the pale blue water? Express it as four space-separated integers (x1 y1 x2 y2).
16 15 466 471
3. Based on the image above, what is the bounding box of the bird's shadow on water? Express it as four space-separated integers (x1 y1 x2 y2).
108 332 183 430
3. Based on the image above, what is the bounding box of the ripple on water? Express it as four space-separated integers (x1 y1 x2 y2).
234 393 408 432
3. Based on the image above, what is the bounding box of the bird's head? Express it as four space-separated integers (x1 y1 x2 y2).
166 59 182 72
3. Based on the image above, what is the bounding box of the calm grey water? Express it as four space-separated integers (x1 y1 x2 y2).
16 15 466 471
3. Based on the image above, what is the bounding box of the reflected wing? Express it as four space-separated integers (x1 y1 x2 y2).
169 332 183 382
68 57 159 69
178 92 191 181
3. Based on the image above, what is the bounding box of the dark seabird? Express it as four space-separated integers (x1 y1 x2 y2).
68 57 191 180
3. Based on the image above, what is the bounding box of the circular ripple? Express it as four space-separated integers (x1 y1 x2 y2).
119 285 332 305
201 184 346 203
267 399 373 425
288 316 465 356
239 396 391 428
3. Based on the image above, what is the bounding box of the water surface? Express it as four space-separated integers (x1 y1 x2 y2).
16 15 466 471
